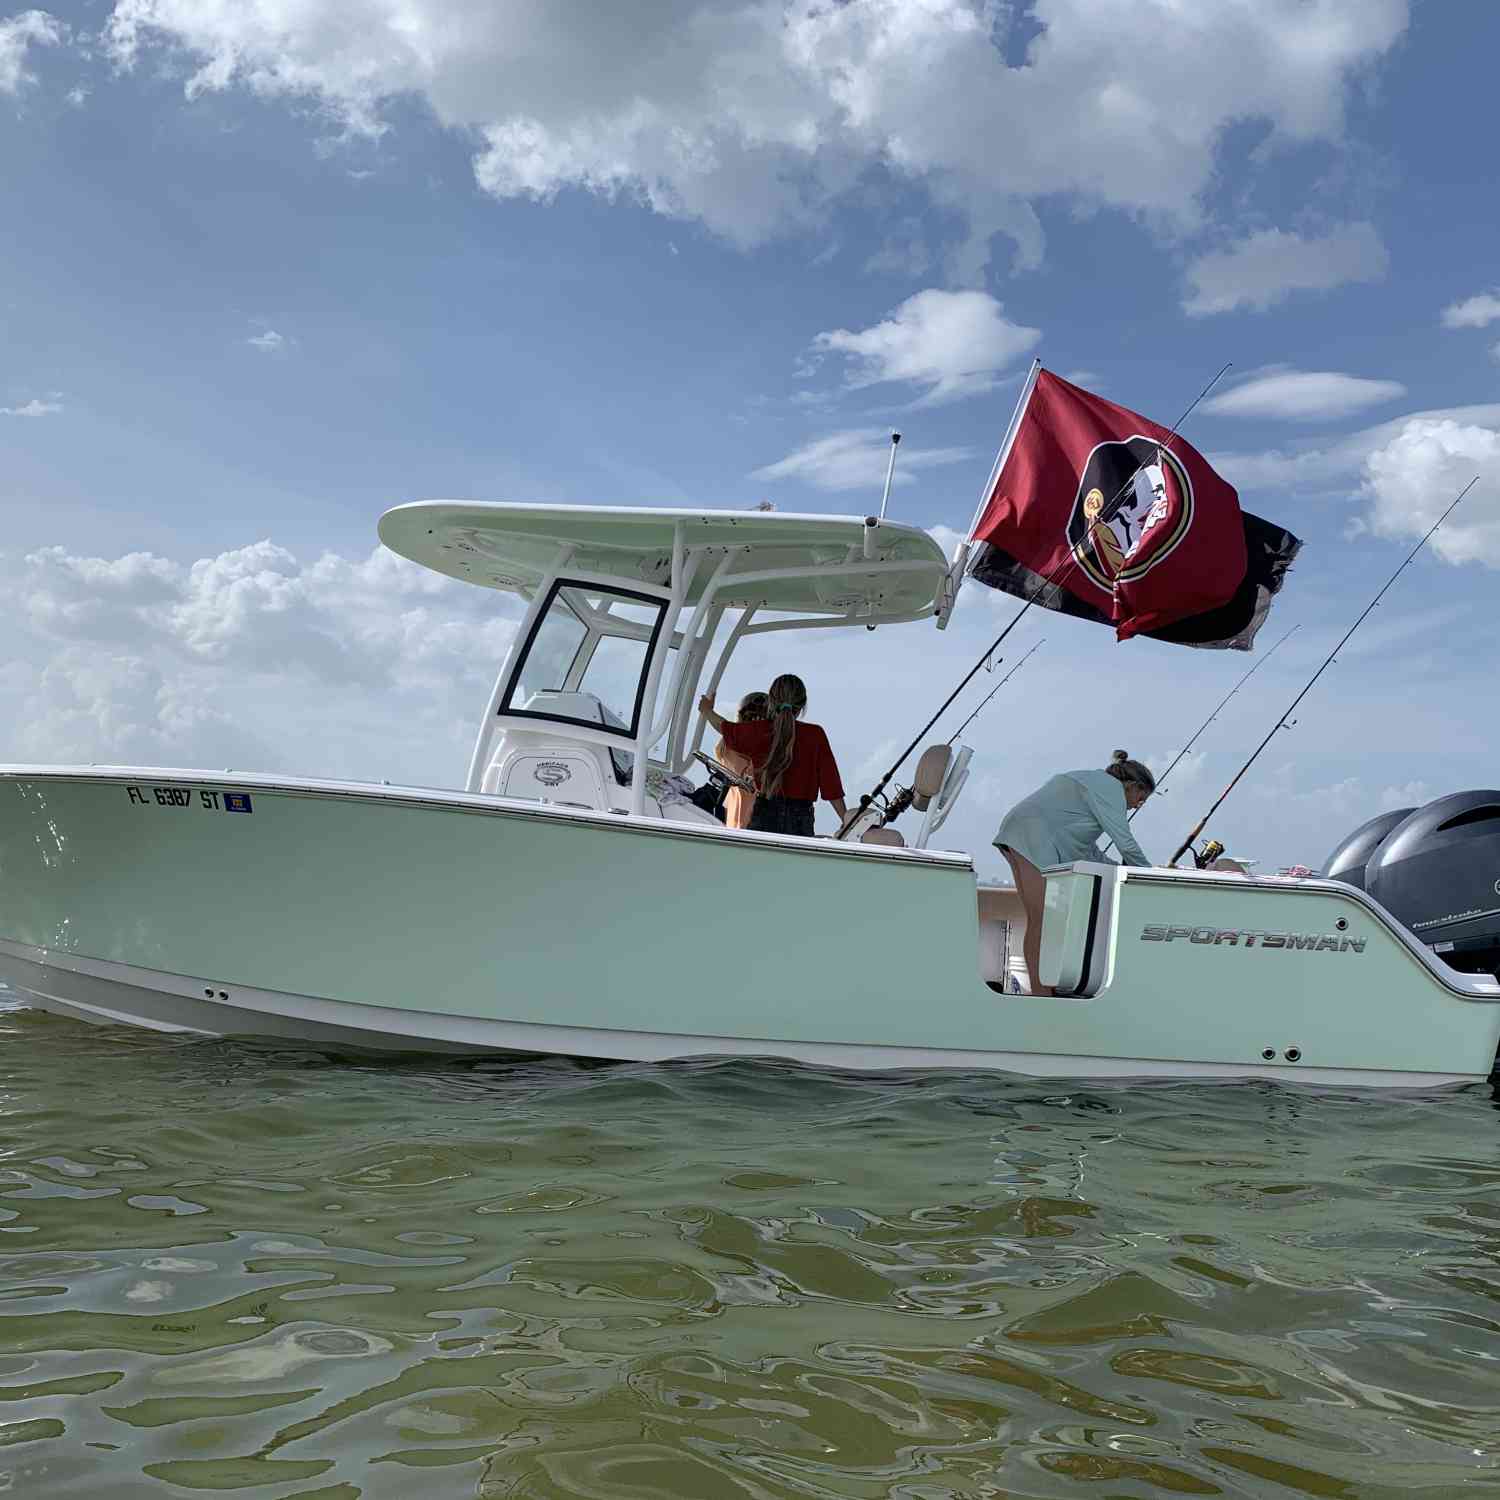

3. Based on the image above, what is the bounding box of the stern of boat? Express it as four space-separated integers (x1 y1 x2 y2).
1038 862 1500 1082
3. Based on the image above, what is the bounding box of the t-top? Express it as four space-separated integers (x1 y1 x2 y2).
718 719 845 803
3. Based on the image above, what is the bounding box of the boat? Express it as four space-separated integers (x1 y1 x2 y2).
2 501 1497 1086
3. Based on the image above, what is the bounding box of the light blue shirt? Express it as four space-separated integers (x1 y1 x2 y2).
994 769 1150 869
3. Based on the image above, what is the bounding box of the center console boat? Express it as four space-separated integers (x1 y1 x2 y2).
1 502 1495 1086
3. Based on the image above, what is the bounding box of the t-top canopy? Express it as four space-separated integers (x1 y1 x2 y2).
378 501 949 620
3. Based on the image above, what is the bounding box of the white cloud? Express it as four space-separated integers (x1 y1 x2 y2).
1209 402 1500 496
1379 780 1428 812
1183 223 1389 316
246 329 286 353
1360 417 1500 568
1440 290 1500 330
1202 368 1405 423
751 428 972 492
1 398 63 417
0 9 64 95
2 540 521 782
808 290 1039 406
2 521 1493 877
101 0 1408 275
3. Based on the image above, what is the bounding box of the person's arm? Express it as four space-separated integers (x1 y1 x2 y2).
1083 776 1150 867
815 726 846 807
698 693 729 735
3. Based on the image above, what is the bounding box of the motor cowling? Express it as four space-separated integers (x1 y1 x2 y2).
1321 807 1415 891
1363 790 1500 975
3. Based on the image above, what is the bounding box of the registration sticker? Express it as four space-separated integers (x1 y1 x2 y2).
223 792 254 814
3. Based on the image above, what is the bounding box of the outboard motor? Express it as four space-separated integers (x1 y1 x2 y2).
1322 807 1416 890
1364 791 1500 978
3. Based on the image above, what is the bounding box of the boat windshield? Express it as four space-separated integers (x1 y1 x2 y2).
501 579 668 738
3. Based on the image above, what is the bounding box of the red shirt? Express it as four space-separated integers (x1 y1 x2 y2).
719 719 844 803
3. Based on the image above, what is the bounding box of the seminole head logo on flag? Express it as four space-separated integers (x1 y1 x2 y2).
963 369 1301 650
1069 440 1193 591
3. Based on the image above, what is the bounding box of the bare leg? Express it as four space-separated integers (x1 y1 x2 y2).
1001 847 1054 997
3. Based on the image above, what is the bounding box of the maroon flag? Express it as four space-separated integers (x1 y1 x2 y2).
967 369 1299 648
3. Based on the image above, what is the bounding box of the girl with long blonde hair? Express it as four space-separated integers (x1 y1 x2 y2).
716 691 768 829
699 673 848 837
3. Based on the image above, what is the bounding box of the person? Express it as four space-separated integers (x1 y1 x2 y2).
698 673 848 837
716 691 768 830
994 750 1155 996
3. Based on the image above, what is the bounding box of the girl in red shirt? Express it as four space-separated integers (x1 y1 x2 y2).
699 673 849 837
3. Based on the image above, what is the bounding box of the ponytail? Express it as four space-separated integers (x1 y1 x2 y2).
1105 748 1156 794
758 673 808 798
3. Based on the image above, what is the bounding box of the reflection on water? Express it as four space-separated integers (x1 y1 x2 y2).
2 995 1499 1497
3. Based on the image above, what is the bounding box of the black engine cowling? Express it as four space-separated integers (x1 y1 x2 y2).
1352 791 1500 976
1321 807 1415 891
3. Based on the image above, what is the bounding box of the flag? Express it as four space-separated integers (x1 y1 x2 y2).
967 369 1301 649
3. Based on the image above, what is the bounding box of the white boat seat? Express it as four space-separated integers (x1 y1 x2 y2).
861 827 906 847
909 741 973 849
912 744 952 810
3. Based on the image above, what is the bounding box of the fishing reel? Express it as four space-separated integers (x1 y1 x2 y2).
1192 838 1225 870
838 783 913 841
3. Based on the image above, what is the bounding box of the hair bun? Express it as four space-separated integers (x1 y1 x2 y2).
1111 749 1129 763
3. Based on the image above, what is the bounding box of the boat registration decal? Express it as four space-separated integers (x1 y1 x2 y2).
1140 924 1365 953
125 786 254 814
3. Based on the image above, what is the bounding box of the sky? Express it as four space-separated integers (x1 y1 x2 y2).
2 0 1498 876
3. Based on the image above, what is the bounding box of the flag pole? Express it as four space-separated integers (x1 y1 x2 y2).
1168 477 1480 868
938 357 1040 630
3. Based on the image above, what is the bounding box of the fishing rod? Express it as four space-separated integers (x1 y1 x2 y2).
948 639 1044 743
1128 623 1300 822
836 363 1233 839
1169 476 1480 868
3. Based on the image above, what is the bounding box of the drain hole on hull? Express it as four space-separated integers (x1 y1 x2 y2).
1260 1048 1275 1060
203 988 213 998
1284 1046 1302 1062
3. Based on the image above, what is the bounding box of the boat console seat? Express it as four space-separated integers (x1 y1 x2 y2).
911 745 952 809
861 827 906 847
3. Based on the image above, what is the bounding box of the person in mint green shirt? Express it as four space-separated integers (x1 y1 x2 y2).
995 750 1156 995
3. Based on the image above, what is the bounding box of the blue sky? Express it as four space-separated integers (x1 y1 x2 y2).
3 0 1498 873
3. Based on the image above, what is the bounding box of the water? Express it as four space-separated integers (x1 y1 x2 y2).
2 998 1499 1498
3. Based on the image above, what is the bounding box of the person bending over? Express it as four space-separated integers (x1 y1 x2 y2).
698 673 848 837
994 750 1155 996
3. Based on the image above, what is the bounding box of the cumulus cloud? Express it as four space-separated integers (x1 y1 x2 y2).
0 9 64 95
1360 417 1500 568
1209 401 1500 497
1202 368 1405 423
808 290 1039 406
1440 290 1500 330
1 540 521 782
101 0 1407 275
751 428 971 492
1183 223 1389 316
246 329 286 353
1 397 63 417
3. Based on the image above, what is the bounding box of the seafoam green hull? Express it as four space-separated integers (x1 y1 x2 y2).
1 769 1497 1085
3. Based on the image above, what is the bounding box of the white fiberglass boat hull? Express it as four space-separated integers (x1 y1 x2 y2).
1 767 1497 1086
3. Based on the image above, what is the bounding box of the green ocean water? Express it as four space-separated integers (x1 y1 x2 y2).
2 995 1498 1499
